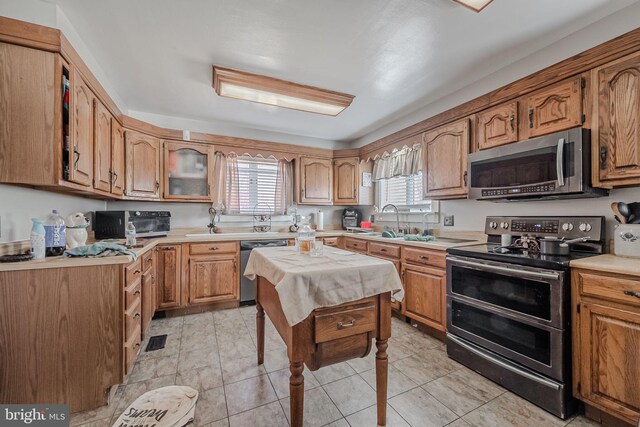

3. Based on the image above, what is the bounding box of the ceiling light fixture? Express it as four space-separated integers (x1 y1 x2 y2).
452 0 494 12
212 66 354 116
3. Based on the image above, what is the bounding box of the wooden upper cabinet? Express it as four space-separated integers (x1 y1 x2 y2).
156 244 182 310
111 119 125 196
163 141 214 201
125 130 161 199
69 71 94 187
298 156 333 205
477 102 518 150
525 77 583 139
423 118 470 199
93 100 112 192
333 157 359 205
188 255 239 304
593 51 640 187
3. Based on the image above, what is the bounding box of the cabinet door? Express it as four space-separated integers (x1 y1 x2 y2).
163 141 214 201
141 269 155 336
69 71 94 187
298 156 333 205
477 102 518 150
402 264 445 331
156 245 181 309
125 130 161 199
526 78 582 139
578 302 640 425
93 100 112 192
423 118 469 199
594 51 640 185
188 255 238 304
333 157 359 205
111 120 125 196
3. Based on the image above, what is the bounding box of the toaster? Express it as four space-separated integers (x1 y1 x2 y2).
614 224 640 258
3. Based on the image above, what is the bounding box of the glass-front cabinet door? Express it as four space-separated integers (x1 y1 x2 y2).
163 141 214 201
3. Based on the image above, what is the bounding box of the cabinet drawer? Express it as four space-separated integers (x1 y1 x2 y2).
314 303 376 344
124 325 141 375
189 241 237 255
576 270 640 308
323 237 339 247
125 278 142 310
141 250 153 272
126 259 142 284
125 298 142 339
344 238 368 253
403 247 446 269
369 242 400 259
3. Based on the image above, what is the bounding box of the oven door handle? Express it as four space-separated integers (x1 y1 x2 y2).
556 138 565 188
450 258 560 280
448 334 561 390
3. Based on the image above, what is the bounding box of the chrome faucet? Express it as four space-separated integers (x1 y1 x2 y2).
381 204 400 234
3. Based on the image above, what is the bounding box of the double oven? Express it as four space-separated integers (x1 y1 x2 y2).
445 216 604 419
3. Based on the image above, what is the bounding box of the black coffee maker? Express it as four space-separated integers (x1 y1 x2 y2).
342 208 362 229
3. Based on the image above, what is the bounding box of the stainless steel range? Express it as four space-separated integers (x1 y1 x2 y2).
445 215 605 419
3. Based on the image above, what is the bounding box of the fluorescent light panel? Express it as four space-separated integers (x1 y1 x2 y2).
453 0 494 12
213 66 354 116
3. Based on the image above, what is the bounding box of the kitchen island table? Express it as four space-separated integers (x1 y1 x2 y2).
244 246 403 426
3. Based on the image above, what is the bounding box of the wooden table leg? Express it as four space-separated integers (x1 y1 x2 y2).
289 361 305 427
375 338 389 426
256 302 265 365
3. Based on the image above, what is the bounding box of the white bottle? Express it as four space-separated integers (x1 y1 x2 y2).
126 221 137 246
316 209 324 231
30 218 46 260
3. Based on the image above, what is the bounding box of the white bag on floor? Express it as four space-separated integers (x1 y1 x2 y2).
112 386 198 427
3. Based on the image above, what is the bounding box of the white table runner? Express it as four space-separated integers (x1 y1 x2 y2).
244 246 404 326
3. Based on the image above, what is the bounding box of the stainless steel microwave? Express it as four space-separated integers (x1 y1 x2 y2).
468 127 608 201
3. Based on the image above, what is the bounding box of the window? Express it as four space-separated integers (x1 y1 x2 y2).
378 172 427 207
229 156 279 214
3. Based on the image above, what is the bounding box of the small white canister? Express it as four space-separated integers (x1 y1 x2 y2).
316 210 324 231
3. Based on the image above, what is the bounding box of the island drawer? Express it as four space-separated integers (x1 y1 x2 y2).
323 237 339 247
314 302 376 343
190 241 237 255
344 238 368 253
125 298 142 338
125 278 142 309
403 247 446 269
369 242 400 259
575 270 640 307
126 259 142 284
141 250 154 272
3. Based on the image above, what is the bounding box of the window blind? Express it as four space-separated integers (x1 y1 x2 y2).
232 156 279 214
378 172 426 207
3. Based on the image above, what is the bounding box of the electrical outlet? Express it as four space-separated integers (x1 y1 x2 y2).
444 215 454 226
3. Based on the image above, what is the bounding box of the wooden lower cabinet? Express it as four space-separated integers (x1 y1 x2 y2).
573 269 640 426
401 263 446 332
188 255 239 304
156 244 182 309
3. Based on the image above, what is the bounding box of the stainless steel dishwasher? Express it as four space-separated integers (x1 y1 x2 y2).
240 239 288 305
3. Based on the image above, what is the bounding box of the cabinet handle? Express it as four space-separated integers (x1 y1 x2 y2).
419 255 429 260
133 312 140 318
134 343 141 349
463 171 468 186
134 269 141 274
155 181 160 190
623 290 640 299
528 109 534 128
337 319 356 329
113 171 118 185
233 259 237 272
162 247 173 251
209 247 219 251
510 114 515 131
599 145 608 169
380 248 387 252
73 147 80 170
134 289 141 295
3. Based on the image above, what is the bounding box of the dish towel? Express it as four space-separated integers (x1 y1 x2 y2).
64 242 138 260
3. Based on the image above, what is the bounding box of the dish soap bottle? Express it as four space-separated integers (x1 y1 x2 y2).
298 217 315 254
44 209 66 256
126 221 137 247
30 218 46 260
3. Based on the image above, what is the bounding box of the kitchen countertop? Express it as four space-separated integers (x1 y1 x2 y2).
0 229 485 272
570 254 640 277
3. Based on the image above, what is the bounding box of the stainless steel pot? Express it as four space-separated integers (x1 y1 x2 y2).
540 237 590 256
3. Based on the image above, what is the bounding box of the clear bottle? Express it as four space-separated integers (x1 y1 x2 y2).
297 217 316 254
30 218 46 260
126 221 137 247
44 209 66 257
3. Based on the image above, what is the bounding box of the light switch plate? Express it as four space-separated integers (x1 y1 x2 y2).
444 215 454 226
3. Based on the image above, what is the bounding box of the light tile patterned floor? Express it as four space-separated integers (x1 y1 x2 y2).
71 307 602 427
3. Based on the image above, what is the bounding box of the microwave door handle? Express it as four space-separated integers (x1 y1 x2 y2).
556 138 565 187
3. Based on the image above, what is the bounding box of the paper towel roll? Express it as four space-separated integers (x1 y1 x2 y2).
316 210 324 231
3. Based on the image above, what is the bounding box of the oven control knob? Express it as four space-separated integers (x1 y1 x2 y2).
489 221 498 229
562 223 574 231
135 211 141 216
579 223 592 232
500 222 509 230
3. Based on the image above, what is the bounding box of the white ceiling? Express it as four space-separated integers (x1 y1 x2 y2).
45 0 637 143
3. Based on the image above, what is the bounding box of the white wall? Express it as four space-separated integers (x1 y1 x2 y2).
0 184 106 243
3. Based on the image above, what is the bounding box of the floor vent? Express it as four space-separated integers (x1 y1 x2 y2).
145 335 167 352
